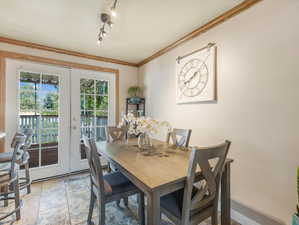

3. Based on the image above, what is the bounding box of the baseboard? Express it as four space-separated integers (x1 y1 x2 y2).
230 199 286 225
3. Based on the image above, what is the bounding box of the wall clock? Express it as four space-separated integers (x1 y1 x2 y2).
176 44 216 104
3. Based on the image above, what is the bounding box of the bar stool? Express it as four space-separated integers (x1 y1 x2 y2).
0 129 33 195
0 135 26 223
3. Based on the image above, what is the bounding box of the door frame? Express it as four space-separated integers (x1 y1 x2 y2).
0 50 120 163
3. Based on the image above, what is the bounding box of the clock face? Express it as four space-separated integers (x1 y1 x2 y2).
177 58 209 98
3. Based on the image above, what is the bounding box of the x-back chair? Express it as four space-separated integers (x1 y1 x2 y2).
0 135 26 223
0 129 33 194
166 128 192 148
82 136 145 225
160 140 231 225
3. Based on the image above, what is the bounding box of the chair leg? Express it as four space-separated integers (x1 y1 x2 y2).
14 176 21 220
211 209 218 225
87 189 96 225
97 199 105 225
3 186 9 207
123 197 129 207
25 162 31 194
137 193 145 225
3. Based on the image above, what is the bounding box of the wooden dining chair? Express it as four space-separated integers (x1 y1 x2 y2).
0 135 26 223
166 128 192 148
105 126 129 206
105 126 126 172
82 136 145 225
105 126 127 144
160 140 231 225
0 129 33 194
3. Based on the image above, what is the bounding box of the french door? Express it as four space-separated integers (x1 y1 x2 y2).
70 69 115 172
5 59 115 179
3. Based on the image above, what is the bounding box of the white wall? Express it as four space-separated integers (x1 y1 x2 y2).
138 0 299 224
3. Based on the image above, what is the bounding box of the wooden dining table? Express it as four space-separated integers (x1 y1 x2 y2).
96 139 233 225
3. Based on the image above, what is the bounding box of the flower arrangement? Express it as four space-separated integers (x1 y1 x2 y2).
119 113 171 136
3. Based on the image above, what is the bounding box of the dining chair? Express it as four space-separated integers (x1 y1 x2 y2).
166 128 192 148
105 127 126 173
0 135 26 223
0 129 33 194
82 136 145 225
105 126 129 206
160 140 231 225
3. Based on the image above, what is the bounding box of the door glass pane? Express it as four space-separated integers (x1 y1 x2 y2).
19 71 60 168
80 78 109 159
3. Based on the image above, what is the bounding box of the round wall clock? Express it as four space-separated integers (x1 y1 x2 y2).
175 44 216 104
177 58 209 98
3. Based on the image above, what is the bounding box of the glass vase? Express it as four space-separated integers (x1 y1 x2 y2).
138 132 152 150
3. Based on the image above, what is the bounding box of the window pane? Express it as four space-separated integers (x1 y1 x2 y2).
80 79 94 94
95 127 106 141
96 113 108 126
20 90 39 113
41 115 59 129
19 115 39 130
20 72 40 91
41 74 59 92
81 111 94 127
80 95 85 110
41 129 58 166
81 127 95 139
84 95 95 110
96 96 108 110
96 80 108 95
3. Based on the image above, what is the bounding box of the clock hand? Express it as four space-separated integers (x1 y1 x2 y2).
184 71 198 85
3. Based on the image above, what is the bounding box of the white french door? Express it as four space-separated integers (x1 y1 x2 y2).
6 59 70 180
70 68 115 172
5 60 115 179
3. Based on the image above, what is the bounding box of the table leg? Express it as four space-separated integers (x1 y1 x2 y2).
221 162 231 225
147 191 160 225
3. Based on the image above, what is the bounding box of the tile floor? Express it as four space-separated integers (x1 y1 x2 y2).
0 173 240 225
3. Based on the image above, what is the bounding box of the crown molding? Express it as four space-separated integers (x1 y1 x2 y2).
137 0 262 67
0 36 138 67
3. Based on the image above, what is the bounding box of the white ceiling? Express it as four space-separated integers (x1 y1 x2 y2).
0 0 244 64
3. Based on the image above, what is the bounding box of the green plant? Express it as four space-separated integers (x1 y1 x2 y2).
297 167 299 216
128 86 141 97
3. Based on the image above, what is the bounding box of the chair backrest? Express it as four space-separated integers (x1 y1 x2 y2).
181 140 231 223
10 135 26 175
105 126 126 143
21 128 33 149
82 136 105 196
166 128 192 148
10 132 24 148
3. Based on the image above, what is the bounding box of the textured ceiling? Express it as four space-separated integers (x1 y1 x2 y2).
0 0 244 63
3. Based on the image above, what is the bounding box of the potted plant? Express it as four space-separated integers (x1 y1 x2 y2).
128 86 142 104
293 167 299 225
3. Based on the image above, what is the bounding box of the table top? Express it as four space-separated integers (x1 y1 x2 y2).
96 139 233 191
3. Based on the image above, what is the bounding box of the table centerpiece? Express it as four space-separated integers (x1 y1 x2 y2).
119 113 171 151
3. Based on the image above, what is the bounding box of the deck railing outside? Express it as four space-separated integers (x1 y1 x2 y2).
19 115 107 167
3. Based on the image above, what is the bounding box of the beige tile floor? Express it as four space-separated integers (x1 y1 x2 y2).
0 173 240 225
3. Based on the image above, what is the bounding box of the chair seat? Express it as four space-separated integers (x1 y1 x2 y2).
0 151 29 164
0 152 13 163
161 188 213 219
103 171 137 196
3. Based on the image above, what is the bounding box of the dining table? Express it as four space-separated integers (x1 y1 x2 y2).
96 139 233 225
